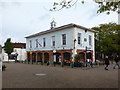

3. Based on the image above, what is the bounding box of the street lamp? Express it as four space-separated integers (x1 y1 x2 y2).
71 39 77 68
85 46 88 67
74 39 77 49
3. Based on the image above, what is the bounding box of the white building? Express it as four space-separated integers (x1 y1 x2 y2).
2 43 26 62
25 23 95 65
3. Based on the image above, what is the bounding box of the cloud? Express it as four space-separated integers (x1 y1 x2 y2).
0 0 59 3
1 1 117 46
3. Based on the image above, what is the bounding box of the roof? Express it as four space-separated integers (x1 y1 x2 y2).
2 43 26 49
12 43 26 48
25 23 96 38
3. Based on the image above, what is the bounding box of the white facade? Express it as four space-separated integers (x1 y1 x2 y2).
26 28 74 51
26 24 95 62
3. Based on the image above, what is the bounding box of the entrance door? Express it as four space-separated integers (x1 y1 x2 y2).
53 53 61 64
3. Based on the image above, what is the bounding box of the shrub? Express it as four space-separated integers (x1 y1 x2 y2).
74 54 82 63
2 65 6 69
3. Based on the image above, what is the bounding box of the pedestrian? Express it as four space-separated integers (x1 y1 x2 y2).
86 59 89 67
87 59 90 67
113 55 120 69
54 61 56 67
47 61 49 66
104 56 109 70
89 59 93 68
15 53 18 63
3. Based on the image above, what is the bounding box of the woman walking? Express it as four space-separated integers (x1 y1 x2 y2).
113 55 120 69
104 56 109 70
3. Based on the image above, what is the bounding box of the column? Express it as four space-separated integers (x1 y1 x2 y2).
30 52 32 64
60 51 63 67
42 52 44 64
49 51 54 64
84 52 86 62
36 52 38 63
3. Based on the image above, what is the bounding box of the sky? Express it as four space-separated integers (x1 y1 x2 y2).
0 0 118 46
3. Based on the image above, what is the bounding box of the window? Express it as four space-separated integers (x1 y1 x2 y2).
62 34 66 45
30 40 32 48
35 39 38 48
78 33 81 44
89 35 92 45
43 38 46 47
52 36 55 46
84 38 87 42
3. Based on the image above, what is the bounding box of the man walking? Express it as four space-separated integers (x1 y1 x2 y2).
113 55 120 69
104 56 109 70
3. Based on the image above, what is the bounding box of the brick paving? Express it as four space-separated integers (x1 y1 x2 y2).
2 62 119 88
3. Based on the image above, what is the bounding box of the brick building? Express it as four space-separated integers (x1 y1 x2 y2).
25 23 95 65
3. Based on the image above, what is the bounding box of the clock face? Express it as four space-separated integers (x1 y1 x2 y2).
53 50 56 53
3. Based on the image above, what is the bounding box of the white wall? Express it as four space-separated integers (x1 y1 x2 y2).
75 27 95 61
14 48 26 61
2 49 8 61
75 28 94 50
26 27 74 51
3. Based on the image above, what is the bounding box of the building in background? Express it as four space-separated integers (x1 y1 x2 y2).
25 23 95 65
0 45 2 71
2 43 26 62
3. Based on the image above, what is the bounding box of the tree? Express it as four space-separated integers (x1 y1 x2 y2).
92 23 120 59
50 0 120 14
4 38 13 61
97 2 120 14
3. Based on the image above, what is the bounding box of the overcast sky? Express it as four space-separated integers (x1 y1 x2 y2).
0 0 118 46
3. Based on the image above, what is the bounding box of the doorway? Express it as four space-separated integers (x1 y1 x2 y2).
53 52 61 64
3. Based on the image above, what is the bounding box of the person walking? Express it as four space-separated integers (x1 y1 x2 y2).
104 56 109 70
113 55 120 69
47 61 49 66
86 59 89 67
89 59 93 68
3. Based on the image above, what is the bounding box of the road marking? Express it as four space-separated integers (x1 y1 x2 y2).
35 73 46 76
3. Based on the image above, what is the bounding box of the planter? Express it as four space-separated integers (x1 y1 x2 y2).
2 65 6 71
2 68 6 71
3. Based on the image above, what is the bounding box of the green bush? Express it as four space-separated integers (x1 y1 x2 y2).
2 65 6 69
74 54 82 63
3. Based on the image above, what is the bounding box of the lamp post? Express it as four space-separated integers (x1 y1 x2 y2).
85 46 88 67
53 48 56 66
71 39 77 68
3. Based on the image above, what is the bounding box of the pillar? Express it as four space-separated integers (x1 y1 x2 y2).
36 52 38 63
61 52 64 67
49 51 54 64
42 52 44 64
30 52 32 64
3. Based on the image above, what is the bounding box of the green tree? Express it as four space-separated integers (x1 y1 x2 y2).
97 2 120 14
4 38 13 61
92 23 120 59
50 0 120 14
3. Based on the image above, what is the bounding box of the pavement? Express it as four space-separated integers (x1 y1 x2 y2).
2 62 119 88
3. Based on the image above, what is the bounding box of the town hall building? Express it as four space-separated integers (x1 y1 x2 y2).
25 22 95 66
